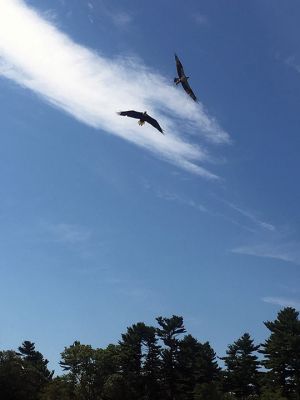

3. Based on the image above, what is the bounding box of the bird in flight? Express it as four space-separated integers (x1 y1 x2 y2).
174 53 197 101
117 110 164 134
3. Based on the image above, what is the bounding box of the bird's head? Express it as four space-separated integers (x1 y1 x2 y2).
143 111 147 115
187 76 190 80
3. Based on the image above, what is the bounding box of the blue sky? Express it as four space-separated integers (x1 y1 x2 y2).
0 0 300 371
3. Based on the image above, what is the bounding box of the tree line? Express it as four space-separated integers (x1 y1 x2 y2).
1 307 299 400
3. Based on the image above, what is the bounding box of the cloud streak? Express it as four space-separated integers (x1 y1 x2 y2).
262 296 300 310
224 202 275 232
0 0 229 179
232 241 300 265
42 222 92 245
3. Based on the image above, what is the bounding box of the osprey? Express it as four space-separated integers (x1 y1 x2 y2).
117 110 164 134
174 53 197 101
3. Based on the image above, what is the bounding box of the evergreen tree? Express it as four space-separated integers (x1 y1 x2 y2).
39 376 73 400
119 322 161 400
101 373 130 400
60 341 96 400
17 340 54 399
195 341 221 385
18 340 54 381
156 315 186 400
92 344 121 397
141 325 162 400
261 307 300 399
177 335 221 400
0 350 27 400
221 333 260 399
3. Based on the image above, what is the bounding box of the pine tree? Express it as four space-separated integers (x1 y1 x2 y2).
142 325 162 400
221 333 260 399
119 322 161 400
60 341 96 400
177 335 221 400
261 307 300 399
18 340 54 381
17 340 54 399
156 315 186 400
0 350 27 400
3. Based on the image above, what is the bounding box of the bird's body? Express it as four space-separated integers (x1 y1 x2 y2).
174 54 197 101
117 110 164 134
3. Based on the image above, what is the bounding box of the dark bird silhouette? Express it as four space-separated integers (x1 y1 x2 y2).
174 53 197 101
117 110 164 134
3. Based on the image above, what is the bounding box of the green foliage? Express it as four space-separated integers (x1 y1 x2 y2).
0 342 54 400
260 386 288 400
18 341 54 386
0 350 27 400
60 341 99 400
119 322 161 399
39 377 73 400
1 309 300 400
156 315 186 400
178 335 221 400
221 333 260 399
193 382 224 400
261 307 300 399
101 374 130 400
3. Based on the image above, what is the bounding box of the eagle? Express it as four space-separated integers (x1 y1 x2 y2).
117 110 164 134
174 53 197 101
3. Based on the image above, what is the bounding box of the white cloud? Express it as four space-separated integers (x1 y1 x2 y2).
89 0 133 29
87 2 94 11
110 11 133 28
262 296 300 310
225 202 275 232
193 13 209 26
232 242 300 265
156 190 207 213
0 0 229 179
44 223 91 244
142 181 207 212
285 55 300 73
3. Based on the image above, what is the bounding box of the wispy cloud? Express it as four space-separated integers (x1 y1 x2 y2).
43 222 91 244
193 13 209 26
0 0 229 179
224 202 275 232
142 180 275 233
110 11 133 28
42 8 59 23
156 190 207 212
232 241 300 265
262 296 300 309
142 181 207 212
87 0 133 29
285 55 300 73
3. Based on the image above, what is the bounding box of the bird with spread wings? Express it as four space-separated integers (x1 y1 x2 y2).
174 53 197 101
117 110 164 134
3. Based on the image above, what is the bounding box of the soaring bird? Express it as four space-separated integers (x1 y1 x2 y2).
174 53 197 101
117 110 164 134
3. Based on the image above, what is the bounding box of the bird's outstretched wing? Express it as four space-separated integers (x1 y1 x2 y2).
117 110 143 119
181 80 197 102
145 114 164 134
175 54 185 78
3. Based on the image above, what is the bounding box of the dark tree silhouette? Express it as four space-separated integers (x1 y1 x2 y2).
221 333 260 399
261 307 300 399
156 315 186 400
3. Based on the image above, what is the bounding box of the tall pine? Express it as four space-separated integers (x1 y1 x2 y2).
261 307 300 399
221 333 260 399
156 315 186 400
